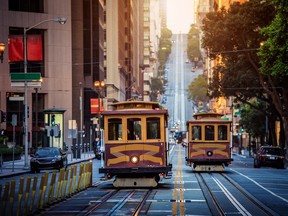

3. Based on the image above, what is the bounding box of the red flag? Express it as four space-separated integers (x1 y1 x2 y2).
27 34 43 61
8 35 24 62
90 98 104 114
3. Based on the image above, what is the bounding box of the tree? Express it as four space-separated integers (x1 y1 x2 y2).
187 75 209 103
203 0 288 150
150 77 165 102
187 24 202 63
239 100 266 142
258 0 288 154
202 0 275 102
158 28 172 69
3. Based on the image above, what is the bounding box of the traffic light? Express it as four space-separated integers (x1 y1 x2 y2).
51 114 55 126
0 111 6 122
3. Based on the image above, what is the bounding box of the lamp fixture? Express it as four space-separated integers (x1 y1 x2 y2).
0 42 5 63
94 81 105 88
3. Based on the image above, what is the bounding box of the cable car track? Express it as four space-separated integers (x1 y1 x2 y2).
196 173 277 216
83 188 152 216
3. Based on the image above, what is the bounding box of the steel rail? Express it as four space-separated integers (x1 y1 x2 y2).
132 189 152 216
220 173 276 216
196 173 225 216
84 189 119 216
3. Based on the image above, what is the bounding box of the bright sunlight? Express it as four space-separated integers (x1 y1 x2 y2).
167 0 195 33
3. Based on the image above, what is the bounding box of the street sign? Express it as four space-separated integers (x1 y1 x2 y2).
11 81 41 87
68 129 77 139
10 72 41 81
12 114 17 126
9 96 24 101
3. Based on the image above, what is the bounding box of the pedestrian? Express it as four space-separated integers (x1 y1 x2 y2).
93 137 101 159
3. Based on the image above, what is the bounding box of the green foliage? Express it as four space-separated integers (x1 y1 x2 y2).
187 24 201 62
257 1 288 155
187 75 209 102
258 1 288 77
200 0 288 147
150 77 164 102
0 135 8 144
161 27 172 39
158 28 172 69
239 100 266 138
0 144 23 155
202 0 275 102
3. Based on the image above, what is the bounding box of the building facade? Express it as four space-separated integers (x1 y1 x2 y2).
0 0 72 151
0 0 160 151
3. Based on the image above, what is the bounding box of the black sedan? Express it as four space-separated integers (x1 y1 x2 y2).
254 146 285 169
30 147 68 173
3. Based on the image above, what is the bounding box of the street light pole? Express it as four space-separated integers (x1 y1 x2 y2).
94 81 105 136
23 17 67 169
79 82 83 158
94 80 105 168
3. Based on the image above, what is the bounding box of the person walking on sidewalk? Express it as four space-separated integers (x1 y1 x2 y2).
93 137 101 159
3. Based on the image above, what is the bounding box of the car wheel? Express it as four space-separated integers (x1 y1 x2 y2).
30 167 36 173
278 163 285 169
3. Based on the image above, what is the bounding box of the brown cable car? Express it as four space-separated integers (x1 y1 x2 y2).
186 112 233 171
99 101 172 187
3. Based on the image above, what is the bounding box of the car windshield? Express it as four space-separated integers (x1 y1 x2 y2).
35 149 60 157
262 148 282 155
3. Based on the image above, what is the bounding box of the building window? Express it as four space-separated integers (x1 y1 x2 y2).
9 27 45 77
9 0 44 13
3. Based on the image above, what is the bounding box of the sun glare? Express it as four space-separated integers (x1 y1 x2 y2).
167 0 195 34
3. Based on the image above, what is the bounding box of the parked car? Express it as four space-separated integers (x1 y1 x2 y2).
30 147 68 173
254 146 285 169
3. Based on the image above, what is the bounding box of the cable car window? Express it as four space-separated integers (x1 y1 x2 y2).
147 117 160 139
192 125 202 140
205 125 214 140
108 118 122 140
127 118 142 140
218 125 228 140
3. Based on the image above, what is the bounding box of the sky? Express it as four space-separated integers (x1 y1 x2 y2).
166 0 195 34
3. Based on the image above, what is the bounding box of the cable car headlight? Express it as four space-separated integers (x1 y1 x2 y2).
131 156 139 164
207 151 213 157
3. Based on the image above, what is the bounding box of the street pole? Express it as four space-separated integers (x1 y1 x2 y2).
97 91 101 137
22 18 67 169
79 82 83 158
23 28 29 168
35 88 38 149
94 81 105 138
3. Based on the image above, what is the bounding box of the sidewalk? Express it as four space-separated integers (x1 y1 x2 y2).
0 151 96 178
232 147 254 158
